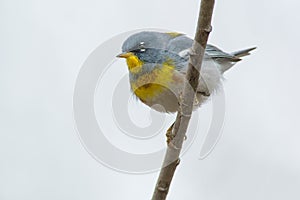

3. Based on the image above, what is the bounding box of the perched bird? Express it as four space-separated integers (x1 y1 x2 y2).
117 31 255 113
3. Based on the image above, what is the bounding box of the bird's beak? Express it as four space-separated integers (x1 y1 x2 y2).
116 52 133 58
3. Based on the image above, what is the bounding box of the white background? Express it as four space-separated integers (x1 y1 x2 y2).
1 0 300 199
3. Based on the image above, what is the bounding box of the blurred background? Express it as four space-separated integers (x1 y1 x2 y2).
1 0 300 199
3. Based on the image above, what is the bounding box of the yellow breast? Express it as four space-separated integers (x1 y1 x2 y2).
130 62 175 102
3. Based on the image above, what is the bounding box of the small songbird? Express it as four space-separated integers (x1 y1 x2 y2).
117 31 255 113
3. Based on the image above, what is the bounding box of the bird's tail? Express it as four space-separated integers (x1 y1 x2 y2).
218 47 256 73
231 47 257 58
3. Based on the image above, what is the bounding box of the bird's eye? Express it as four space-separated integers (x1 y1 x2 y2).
139 41 145 47
130 42 146 53
138 42 146 52
139 42 145 48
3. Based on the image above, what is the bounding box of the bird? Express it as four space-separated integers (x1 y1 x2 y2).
117 31 255 113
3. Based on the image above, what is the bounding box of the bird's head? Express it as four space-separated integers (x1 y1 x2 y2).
117 31 174 73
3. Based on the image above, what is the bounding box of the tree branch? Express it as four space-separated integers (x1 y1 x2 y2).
151 1 215 199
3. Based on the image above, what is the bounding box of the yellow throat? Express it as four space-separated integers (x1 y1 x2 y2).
123 53 144 74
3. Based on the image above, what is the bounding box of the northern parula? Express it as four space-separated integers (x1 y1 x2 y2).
117 31 255 113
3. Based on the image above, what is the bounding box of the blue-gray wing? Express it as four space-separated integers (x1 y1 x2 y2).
166 34 243 73
206 44 241 61
167 35 239 60
167 34 194 54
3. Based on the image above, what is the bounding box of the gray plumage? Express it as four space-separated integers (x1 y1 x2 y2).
120 31 256 112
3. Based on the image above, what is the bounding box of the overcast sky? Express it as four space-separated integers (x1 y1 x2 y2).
1 0 300 199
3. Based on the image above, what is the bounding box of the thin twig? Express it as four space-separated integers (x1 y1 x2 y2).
151 1 215 199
